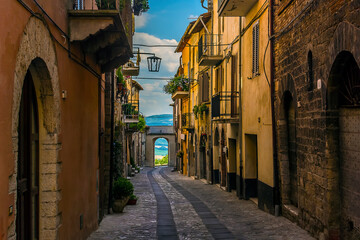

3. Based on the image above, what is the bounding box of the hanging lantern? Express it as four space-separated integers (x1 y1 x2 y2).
147 56 162 72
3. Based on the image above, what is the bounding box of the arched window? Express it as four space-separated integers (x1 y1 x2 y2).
307 51 314 91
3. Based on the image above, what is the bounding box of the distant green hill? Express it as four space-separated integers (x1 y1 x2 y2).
145 114 173 126
146 114 173 119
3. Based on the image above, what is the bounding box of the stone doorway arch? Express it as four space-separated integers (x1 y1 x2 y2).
10 16 61 239
145 126 176 168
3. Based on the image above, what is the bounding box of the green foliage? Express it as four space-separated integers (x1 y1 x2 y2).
113 141 122 180
113 177 134 199
116 67 125 85
163 76 190 95
155 155 168 166
129 115 146 132
133 0 149 15
199 103 209 115
176 150 183 158
95 0 116 9
129 194 137 200
193 105 199 119
130 157 135 168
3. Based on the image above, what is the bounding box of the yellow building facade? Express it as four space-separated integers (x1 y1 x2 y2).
173 0 276 214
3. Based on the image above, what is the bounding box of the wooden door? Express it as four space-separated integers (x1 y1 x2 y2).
17 71 39 240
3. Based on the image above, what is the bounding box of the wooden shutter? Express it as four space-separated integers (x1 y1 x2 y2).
252 22 259 76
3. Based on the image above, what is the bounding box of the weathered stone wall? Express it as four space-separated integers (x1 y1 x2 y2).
273 0 360 238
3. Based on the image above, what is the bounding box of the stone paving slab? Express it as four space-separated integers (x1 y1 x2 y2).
161 167 315 240
88 167 315 240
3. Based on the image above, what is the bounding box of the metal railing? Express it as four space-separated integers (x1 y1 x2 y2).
72 0 121 10
181 113 191 129
211 91 239 119
218 0 226 10
122 100 139 120
198 34 223 61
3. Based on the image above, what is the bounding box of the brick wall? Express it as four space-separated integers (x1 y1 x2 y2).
273 0 360 238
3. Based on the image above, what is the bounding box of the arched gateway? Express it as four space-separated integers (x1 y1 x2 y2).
145 126 176 167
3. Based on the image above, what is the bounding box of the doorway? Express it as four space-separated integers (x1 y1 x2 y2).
154 138 169 166
284 91 297 207
220 129 227 187
244 134 258 199
17 71 39 240
228 139 237 191
328 51 360 239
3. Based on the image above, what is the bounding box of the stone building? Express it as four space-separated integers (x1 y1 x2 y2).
0 0 133 239
272 0 360 239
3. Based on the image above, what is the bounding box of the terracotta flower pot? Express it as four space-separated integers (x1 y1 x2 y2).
112 196 130 213
127 199 137 205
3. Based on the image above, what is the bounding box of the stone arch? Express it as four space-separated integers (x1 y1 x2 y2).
145 127 176 168
153 137 170 164
10 16 61 239
326 51 360 239
325 22 360 239
276 74 298 211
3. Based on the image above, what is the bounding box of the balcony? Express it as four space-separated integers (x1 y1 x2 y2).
212 91 240 122
181 113 194 130
198 34 223 66
123 100 139 123
68 0 133 72
218 0 258 17
172 90 189 101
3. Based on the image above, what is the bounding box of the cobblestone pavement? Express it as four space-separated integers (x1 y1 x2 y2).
88 167 315 240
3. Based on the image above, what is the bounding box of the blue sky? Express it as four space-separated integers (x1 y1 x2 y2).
134 0 205 116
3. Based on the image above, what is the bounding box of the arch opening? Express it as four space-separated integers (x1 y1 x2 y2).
328 51 360 239
154 138 169 166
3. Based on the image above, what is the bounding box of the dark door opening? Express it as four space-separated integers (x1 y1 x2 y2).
17 71 39 240
244 134 258 199
284 91 297 207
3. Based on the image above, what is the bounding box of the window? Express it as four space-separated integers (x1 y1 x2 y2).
307 51 313 91
201 72 210 102
74 0 84 10
252 22 259 76
215 67 222 93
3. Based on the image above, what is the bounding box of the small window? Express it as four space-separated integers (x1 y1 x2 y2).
307 51 313 91
74 0 84 10
252 22 260 77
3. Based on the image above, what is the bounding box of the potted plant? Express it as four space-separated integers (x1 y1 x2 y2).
112 177 134 213
163 76 190 95
133 0 149 15
95 0 116 9
176 150 184 158
193 105 199 119
127 194 138 205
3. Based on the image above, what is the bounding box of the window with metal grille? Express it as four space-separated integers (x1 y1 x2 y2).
74 0 84 10
252 22 259 76
201 72 210 102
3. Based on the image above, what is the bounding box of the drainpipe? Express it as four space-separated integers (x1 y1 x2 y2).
238 17 244 199
269 0 280 216
108 72 115 214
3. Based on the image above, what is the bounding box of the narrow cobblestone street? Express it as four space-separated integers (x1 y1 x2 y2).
88 167 314 240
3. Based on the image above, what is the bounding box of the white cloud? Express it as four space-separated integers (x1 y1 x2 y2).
134 32 180 73
188 14 199 19
133 32 180 116
135 13 151 29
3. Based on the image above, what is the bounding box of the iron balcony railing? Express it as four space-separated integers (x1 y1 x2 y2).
218 0 223 9
198 34 223 61
211 91 240 119
182 113 195 129
73 0 122 11
122 100 139 121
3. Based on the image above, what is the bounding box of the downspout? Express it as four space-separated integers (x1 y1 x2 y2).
108 72 115 214
269 0 280 216
238 16 243 199
210 9 214 184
